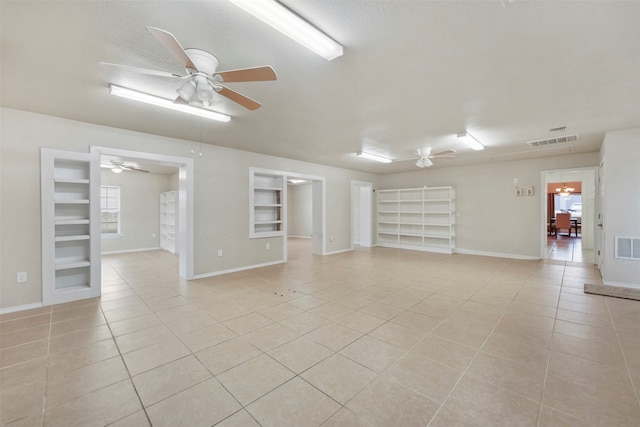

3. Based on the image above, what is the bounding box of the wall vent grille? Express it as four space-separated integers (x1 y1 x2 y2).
615 237 640 260
526 134 578 147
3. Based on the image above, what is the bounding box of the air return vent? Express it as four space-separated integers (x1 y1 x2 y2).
615 237 640 260
526 134 578 147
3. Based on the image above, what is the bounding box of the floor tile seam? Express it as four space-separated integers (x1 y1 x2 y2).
538 267 592 426
98 300 153 427
0 331 51 353
425 310 509 427
543 367 639 404
136 371 215 410
195 336 272 377
603 296 640 408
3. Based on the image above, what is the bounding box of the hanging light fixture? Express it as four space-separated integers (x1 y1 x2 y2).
556 183 575 197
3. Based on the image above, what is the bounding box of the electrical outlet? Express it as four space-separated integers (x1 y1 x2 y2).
217 249 223 257
152 233 156 238
329 236 334 242
266 243 270 250
16 272 27 283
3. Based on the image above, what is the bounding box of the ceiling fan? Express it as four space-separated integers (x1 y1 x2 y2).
101 160 149 174
101 26 277 111
415 147 456 168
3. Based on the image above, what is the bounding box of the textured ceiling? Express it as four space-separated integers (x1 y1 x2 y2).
2 1 639 174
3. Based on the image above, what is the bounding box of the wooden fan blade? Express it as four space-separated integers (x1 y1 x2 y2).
100 62 179 78
146 26 198 71
218 86 261 111
216 66 277 83
431 149 457 157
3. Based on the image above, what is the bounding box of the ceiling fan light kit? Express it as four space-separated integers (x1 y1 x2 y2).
109 85 231 122
457 131 484 151
103 26 278 117
228 0 343 61
356 151 393 163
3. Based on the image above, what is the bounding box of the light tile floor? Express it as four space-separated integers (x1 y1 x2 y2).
2 239 639 426
546 234 594 263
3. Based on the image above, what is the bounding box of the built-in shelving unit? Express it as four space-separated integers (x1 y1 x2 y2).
250 170 286 238
377 186 455 254
160 190 178 254
41 149 100 305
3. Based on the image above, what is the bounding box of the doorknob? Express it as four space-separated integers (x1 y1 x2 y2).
597 223 603 228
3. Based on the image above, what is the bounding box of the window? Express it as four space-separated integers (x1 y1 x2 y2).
101 186 120 236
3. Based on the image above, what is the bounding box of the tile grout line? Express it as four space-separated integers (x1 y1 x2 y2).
603 296 640 408
99 259 154 427
535 261 565 427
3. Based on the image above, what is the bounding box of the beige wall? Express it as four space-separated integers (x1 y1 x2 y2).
379 152 600 259
100 169 173 254
600 127 640 288
0 108 378 309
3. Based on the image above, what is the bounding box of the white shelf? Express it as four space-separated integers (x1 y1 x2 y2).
160 191 178 254
54 178 90 184
377 186 455 254
55 219 90 225
55 260 91 270
55 235 90 242
42 149 100 306
55 199 90 204
250 170 285 239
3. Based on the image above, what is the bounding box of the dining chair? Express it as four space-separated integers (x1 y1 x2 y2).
555 213 575 236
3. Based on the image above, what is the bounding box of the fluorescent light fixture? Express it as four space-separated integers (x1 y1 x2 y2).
457 131 484 151
288 179 307 184
109 84 231 123
228 0 343 61
356 151 392 164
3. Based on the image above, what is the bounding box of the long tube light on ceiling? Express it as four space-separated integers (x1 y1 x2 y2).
109 85 231 123
228 0 343 61
457 131 484 150
356 151 392 163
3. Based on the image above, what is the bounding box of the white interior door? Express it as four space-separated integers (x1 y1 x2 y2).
359 186 372 247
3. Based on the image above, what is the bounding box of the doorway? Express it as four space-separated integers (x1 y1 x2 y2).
91 146 194 279
281 171 325 261
541 167 596 263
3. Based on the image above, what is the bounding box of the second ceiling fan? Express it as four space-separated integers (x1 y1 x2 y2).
415 147 456 168
102 26 277 111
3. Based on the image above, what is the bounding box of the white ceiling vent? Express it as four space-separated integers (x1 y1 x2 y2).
526 134 578 147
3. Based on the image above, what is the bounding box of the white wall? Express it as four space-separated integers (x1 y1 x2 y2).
100 169 172 254
380 152 600 259
0 108 379 309
287 183 312 238
600 127 640 288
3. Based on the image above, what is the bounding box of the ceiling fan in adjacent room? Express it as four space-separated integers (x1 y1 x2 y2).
414 147 456 168
101 160 149 174
101 26 277 111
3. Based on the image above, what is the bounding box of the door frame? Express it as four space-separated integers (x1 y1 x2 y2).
540 167 597 261
91 146 195 280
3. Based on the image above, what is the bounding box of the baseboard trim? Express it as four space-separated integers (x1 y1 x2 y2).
101 247 162 255
0 302 44 315
584 282 640 301
191 260 285 280
324 248 353 256
456 248 540 260
287 236 312 239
